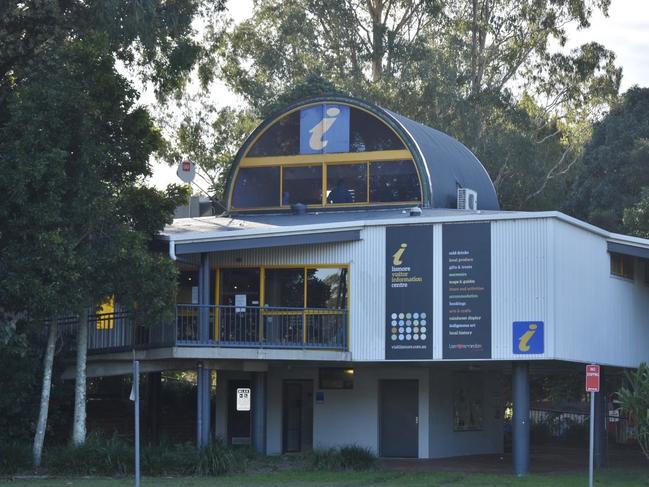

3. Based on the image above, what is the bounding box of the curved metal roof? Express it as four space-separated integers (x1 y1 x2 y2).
225 95 499 211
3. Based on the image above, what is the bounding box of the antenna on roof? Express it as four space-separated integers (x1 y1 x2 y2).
176 158 196 184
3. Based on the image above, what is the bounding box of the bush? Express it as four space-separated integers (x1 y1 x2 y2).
197 437 241 476
48 434 132 475
46 434 245 477
141 442 198 475
0 441 32 474
308 445 377 471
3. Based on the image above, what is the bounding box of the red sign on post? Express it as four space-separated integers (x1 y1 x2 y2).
585 364 600 392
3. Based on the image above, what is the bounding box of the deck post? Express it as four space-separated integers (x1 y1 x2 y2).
196 362 211 450
594 368 608 469
252 372 267 454
512 361 530 476
199 253 210 343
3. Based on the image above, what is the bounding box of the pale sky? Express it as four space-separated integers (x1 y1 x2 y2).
147 0 649 191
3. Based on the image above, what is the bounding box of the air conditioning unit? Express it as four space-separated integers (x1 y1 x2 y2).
457 188 478 211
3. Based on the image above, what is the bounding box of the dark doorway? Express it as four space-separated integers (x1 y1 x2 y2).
282 380 314 453
227 380 251 446
379 379 418 458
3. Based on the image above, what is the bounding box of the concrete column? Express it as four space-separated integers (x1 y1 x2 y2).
512 362 530 476
199 253 210 342
196 362 211 450
252 372 267 454
594 370 608 469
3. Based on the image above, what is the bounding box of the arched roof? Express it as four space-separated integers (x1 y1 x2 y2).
225 95 499 211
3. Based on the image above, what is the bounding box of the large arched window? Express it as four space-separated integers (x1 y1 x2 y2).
229 103 422 210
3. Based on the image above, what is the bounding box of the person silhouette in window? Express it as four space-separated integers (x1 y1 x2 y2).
327 179 353 204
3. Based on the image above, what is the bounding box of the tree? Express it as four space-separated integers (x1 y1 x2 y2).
211 0 619 211
616 363 649 460
566 87 649 232
0 0 224 465
165 104 259 202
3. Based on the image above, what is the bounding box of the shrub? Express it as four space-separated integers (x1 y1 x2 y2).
197 437 239 476
0 441 32 474
141 442 198 475
47 434 132 475
308 445 377 471
45 434 245 476
616 363 649 460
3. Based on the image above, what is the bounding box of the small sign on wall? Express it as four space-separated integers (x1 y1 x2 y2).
512 321 544 354
236 388 251 411
235 294 247 313
316 391 325 404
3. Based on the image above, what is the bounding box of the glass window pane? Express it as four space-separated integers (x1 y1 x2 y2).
369 160 421 202
232 167 280 208
177 271 199 304
282 165 322 206
326 164 367 204
307 268 347 309
264 268 304 308
220 268 260 307
248 111 300 157
350 108 405 152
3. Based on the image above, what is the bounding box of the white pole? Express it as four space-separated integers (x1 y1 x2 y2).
134 360 141 487
589 390 595 487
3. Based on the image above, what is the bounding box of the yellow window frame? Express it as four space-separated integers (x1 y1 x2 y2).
213 264 350 349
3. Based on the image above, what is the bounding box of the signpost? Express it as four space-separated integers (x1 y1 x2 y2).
586 364 600 487
129 360 141 487
237 387 251 411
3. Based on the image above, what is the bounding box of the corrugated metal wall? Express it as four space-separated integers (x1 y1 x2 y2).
554 221 649 367
208 226 386 361
199 215 649 367
490 218 552 361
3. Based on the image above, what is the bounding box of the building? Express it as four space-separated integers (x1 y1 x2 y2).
80 96 649 474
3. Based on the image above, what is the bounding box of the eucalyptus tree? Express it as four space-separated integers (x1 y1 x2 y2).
214 0 620 210
0 0 224 465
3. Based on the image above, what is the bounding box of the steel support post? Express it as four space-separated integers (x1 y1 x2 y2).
252 372 267 454
512 361 530 476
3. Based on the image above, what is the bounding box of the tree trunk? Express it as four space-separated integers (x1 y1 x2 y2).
33 321 57 467
72 309 89 446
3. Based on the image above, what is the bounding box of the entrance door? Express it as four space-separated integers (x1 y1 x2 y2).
379 380 418 457
282 380 313 453
227 380 251 445
219 269 261 343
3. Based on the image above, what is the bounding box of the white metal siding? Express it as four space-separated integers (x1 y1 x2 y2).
490 218 552 361
201 214 649 367
208 226 386 361
554 221 649 367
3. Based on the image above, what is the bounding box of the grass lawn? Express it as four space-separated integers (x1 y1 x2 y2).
3 469 649 487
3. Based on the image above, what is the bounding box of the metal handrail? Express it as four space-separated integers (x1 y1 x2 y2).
52 303 349 352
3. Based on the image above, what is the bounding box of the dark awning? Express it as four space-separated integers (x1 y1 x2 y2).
175 229 361 255
607 241 649 260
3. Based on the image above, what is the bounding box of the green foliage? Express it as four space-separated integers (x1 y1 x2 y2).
567 87 649 231
165 105 259 201
616 363 649 460
0 441 32 474
308 445 377 471
623 188 649 239
197 438 242 476
48 434 132 476
195 0 620 212
0 320 73 445
140 442 200 475
44 435 245 476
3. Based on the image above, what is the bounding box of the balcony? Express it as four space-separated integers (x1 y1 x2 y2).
57 304 348 353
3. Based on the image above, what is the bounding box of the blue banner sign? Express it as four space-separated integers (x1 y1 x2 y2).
300 104 350 154
385 225 434 360
512 321 544 354
442 223 492 359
